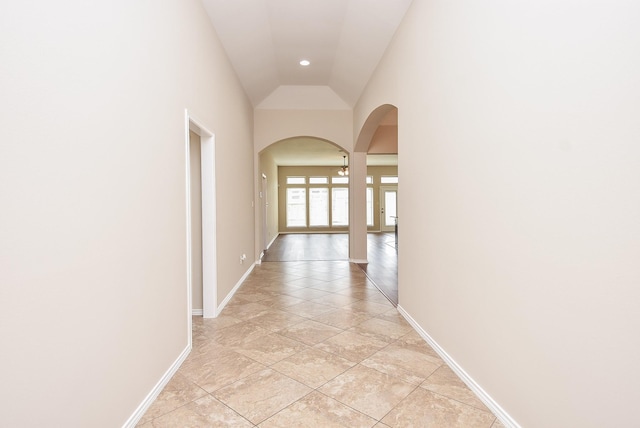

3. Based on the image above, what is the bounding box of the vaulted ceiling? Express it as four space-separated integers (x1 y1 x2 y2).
201 0 412 109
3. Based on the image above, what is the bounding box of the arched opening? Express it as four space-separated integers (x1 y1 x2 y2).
354 105 399 305
257 136 352 262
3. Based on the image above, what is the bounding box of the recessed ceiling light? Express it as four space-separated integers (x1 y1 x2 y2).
299 60 310 66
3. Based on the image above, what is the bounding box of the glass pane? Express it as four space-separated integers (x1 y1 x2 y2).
332 188 349 226
286 176 306 184
384 190 397 226
366 176 373 184
381 176 398 184
331 176 349 184
366 187 374 226
286 188 306 227
309 188 329 226
309 177 328 184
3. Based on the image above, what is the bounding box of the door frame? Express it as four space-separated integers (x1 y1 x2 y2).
261 173 268 253
185 110 218 322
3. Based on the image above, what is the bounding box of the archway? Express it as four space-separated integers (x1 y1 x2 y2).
354 104 399 304
257 136 351 262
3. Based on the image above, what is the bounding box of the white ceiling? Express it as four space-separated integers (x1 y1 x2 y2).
201 0 413 108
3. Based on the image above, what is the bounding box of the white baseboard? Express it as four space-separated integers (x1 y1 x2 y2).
124 264 257 425
122 344 191 428
216 262 256 315
256 234 279 265
397 305 521 428
191 308 203 316
267 233 279 249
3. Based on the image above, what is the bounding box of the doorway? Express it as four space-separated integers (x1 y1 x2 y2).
185 110 217 322
380 186 398 233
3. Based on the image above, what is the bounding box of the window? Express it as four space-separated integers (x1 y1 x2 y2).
309 188 329 226
381 176 398 184
331 176 349 184
366 176 373 184
332 188 349 226
309 177 328 184
366 187 374 226
286 176 306 185
286 188 306 227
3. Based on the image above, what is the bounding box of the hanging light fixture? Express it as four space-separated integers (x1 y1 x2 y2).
338 155 349 176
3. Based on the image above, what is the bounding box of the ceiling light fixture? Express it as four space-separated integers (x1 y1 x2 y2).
338 155 349 176
299 59 310 66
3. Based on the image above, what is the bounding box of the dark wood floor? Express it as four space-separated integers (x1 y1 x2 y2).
262 233 349 261
262 233 398 305
358 232 398 305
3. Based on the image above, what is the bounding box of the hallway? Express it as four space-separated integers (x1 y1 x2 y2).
138 261 503 427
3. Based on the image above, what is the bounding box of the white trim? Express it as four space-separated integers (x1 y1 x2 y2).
216 263 256 314
257 233 279 264
185 110 217 319
397 305 521 428
200 133 216 318
184 111 193 349
267 233 279 250
122 344 191 428
191 309 203 316
379 185 398 232
350 258 368 264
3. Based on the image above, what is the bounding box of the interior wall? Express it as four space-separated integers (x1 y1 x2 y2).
0 1 254 426
254 109 353 154
214 101 255 304
355 1 640 427
189 131 203 311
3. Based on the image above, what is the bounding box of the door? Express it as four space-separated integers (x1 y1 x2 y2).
380 186 397 232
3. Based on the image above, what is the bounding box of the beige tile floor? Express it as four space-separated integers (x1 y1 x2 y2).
138 261 506 427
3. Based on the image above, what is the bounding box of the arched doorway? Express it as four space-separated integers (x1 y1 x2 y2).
257 137 352 262
354 105 399 304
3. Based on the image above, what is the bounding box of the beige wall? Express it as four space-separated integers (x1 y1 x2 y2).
356 1 640 427
254 109 353 153
214 102 255 304
0 1 253 426
189 132 203 311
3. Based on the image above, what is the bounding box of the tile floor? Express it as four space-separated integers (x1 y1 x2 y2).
138 261 505 427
